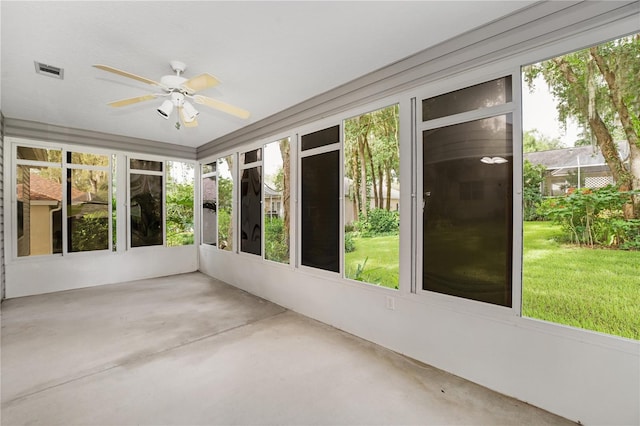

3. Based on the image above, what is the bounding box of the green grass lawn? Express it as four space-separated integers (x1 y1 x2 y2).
344 234 399 289
523 221 640 340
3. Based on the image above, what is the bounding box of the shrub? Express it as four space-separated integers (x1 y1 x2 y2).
358 208 399 237
265 217 289 263
344 232 356 253
539 186 640 249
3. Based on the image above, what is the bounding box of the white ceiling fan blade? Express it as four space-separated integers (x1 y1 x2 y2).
179 107 199 128
107 94 158 107
93 64 164 88
181 73 220 94
193 95 250 119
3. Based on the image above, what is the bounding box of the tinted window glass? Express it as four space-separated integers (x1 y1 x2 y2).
422 77 512 121
241 166 262 255
422 115 513 306
130 174 163 247
67 168 109 252
242 148 262 164
301 150 340 272
202 176 217 245
301 125 340 151
130 159 163 171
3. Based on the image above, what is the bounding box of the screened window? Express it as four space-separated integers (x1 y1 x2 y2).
217 155 235 251
166 161 195 246
264 138 290 264
66 152 110 253
301 126 340 272
240 149 262 255
421 77 513 307
521 34 640 340
343 104 400 289
15 145 113 257
130 158 163 247
202 163 217 246
422 76 512 121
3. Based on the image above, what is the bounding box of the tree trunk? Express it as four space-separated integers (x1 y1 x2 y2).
590 46 639 218
364 137 378 209
554 57 635 218
279 139 290 245
358 135 368 219
385 164 392 211
377 164 383 209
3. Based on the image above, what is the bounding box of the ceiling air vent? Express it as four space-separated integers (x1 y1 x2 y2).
34 61 64 79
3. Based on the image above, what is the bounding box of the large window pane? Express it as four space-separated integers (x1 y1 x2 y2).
166 161 194 246
423 115 513 306
522 34 640 339
301 150 340 272
217 156 234 251
264 138 290 264
344 104 400 289
130 159 163 171
422 76 512 121
16 165 62 256
240 166 262 255
202 175 217 246
130 174 163 247
67 168 109 252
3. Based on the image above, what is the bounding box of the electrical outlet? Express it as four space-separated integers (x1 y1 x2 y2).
386 296 395 310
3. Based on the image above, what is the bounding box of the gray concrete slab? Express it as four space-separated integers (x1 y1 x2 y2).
1 272 574 425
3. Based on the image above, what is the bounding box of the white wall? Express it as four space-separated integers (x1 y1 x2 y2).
7 245 197 298
199 247 639 425
197 5 640 424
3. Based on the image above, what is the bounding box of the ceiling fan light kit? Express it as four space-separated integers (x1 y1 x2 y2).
93 60 250 129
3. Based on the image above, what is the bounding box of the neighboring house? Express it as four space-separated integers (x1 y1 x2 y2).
264 183 283 218
344 177 400 225
524 141 630 196
17 173 89 256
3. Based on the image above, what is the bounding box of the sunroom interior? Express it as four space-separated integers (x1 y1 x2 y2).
1 2 639 425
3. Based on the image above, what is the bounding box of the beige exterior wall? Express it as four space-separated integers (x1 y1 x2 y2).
30 205 52 255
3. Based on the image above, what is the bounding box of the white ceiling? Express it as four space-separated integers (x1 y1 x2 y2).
1 1 535 149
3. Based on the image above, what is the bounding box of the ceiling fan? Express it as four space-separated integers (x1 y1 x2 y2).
93 60 250 128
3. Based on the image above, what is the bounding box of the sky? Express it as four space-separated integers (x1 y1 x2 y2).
521 75 581 147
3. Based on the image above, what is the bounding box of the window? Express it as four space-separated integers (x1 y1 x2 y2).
344 104 400 289
300 125 340 272
66 152 110 252
421 77 513 307
15 145 114 257
166 161 194 246
202 162 217 246
129 158 163 247
521 34 640 339
264 138 290 264
240 148 262 255
217 155 235 251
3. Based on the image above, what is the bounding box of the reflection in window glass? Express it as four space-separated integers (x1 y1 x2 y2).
67 168 109 252
301 150 340 272
423 115 513 306
344 104 400 289
166 161 194 246
17 146 62 162
130 174 163 247
264 138 290 264
422 76 512 121
202 175 217 245
241 166 262 255
16 165 63 256
217 156 234 251
241 148 262 164
130 159 163 171
69 152 109 166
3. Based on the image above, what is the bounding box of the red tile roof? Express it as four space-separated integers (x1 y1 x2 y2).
17 173 88 202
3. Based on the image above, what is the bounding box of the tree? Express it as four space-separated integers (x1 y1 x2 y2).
523 159 546 220
344 104 400 221
523 34 640 218
523 129 564 153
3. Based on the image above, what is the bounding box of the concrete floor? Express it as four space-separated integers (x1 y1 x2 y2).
1 272 574 425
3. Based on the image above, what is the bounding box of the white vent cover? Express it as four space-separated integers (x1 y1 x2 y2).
34 61 64 79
